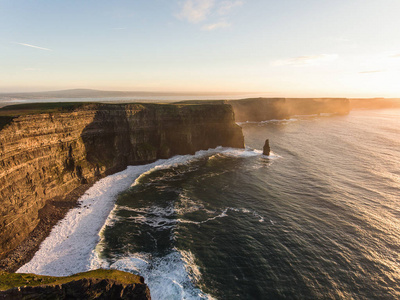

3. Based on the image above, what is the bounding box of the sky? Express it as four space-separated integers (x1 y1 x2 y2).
1 0 400 97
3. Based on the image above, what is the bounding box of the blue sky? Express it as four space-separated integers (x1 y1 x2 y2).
1 0 400 97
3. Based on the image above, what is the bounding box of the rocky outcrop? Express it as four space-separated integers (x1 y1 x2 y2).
228 98 350 122
0 103 244 261
263 139 270 156
0 269 151 299
0 278 150 299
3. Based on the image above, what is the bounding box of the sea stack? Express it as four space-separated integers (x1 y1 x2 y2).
263 139 270 156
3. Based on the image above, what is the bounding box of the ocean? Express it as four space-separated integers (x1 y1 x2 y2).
18 109 400 299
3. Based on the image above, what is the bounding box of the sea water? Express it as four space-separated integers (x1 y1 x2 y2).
19 109 400 299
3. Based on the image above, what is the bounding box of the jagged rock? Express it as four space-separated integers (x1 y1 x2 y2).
0 269 151 299
263 139 270 156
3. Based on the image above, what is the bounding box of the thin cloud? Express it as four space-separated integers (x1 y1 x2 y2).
177 0 215 23
16 42 52 51
218 0 243 15
202 21 230 31
327 37 351 43
359 70 384 74
271 54 338 66
390 53 400 58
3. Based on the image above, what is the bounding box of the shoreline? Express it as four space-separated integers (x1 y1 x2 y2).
12 147 255 278
0 182 94 272
0 146 270 274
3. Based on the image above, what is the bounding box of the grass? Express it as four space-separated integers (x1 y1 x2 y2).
0 101 231 131
0 102 92 116
0 269 143 291
0 102 94 131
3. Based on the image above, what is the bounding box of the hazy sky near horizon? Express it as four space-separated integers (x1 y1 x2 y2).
1 0 400 97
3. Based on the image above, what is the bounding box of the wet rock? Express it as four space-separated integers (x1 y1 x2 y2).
263 139 270 156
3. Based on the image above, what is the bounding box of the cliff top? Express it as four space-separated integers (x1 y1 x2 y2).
0 101 232 131
0 269 144 291
0 102 93 116
0 101 228 116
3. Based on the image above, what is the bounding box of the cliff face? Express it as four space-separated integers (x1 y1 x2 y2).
229 98 350 122
0 103 244 260
285 98 350 116
228 98 289 122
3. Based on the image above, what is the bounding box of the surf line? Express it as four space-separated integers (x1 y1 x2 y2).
17 147 262 276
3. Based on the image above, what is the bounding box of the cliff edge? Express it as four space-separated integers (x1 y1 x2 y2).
0 269 151 299
0 102 244 269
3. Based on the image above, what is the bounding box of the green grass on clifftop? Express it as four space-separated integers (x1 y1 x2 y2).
0 102 90 116
0 102 94 131
0 101 232 131
0 269 143 291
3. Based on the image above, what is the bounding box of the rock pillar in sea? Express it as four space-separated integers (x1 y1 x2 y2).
263 139 270 156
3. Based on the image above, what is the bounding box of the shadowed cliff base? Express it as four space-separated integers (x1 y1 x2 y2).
0 102 244 271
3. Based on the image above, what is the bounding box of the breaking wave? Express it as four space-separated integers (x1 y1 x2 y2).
17 145 274 299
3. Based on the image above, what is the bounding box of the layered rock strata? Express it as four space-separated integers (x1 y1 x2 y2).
0 103 244 261
228 98 350 122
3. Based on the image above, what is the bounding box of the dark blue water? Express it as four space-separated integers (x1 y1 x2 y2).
96 110 400 299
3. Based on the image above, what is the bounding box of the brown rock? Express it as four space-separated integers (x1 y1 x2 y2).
263 139 270 156
0 103 244 269
0 277 151 300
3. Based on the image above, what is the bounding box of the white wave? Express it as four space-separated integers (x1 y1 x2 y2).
17 161 164 276
18 146 253 276
91 249 213 300
264 151 282 159
16 145 270 299
129 150 220 188
128 214 177 230
219 147 263 158
119 204 175 217
236 118 298 126
178 208 229 225
175 192 215 215
178 207 265 225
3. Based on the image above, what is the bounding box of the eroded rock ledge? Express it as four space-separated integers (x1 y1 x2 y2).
0 269 151 299
0 103 244 265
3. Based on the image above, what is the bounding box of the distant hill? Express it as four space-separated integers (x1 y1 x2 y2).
0 89 235 101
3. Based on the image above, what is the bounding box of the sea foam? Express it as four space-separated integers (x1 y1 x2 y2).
17 146 269 299
17 161 165 276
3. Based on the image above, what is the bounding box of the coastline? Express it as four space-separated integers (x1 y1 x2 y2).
0 182 94 272
0 162 135 272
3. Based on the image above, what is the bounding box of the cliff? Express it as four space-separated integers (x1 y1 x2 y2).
228 98 350 122
0 269 151 299
349 98 400 110
0 102 244 266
